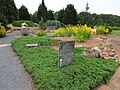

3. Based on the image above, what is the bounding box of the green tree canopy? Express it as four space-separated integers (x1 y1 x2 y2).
47 10 54 20
0 12 8 28
37 0 47 22
57 8 65 23
63 4 78 25
0 0 18 23
30 11 38 23
19 5 30 20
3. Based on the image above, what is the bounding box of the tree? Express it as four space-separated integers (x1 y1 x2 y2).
39 17 46 30
57 8 65 23
30 11 38 23
78 12 93 27
0 0 18 23
0 12 8 28
19 5 30 20
63 4 78 25
47 10 54 20
37 0 47 22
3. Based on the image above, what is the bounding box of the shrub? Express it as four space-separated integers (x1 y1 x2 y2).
95 25 110 35
0 12 8 29
52 28 66 37
0 23 6 38
107 26 120 31
75 25 93 42
12 36 119 90
45 20 62 29
53 24 94 42
39 17 46 30
35 30 47 36
12 20 35 27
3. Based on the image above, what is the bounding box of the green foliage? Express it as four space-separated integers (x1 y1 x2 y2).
78 12 96 28
108 26 120 31
78 12 120 27
12 20 35 27
112 31 120 36
47 10 54 20
63 4 78 25
0 12 8 28
57 9 65 23
19 5 30 20
12 36 119 90
0 0 18 23
45 20 62 29
64 29 74 37
95 25 110 35
30 11 38 23
53 25 93 42
39 17 46 30
76 29 90 42
37 0 47 22
52 28 66 37
0 23 6 38
35 30 47 36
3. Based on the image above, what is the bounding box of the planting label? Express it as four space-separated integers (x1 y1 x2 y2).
58 41 75 68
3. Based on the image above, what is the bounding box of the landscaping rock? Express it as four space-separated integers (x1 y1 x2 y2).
82 43 118 61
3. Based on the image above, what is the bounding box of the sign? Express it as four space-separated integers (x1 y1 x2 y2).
58 41 75 68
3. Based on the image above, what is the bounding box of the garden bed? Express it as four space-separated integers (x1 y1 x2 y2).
12 36 119 90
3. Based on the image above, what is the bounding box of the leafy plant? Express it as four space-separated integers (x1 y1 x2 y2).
95 25 110 34
53 24 93 42
12 20 35 27
45 20 62 29
0 23 6 38
52 28 66 37
39 17 46 30
35 30 47 36
12 36 119 90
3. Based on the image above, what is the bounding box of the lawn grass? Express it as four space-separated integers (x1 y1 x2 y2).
12 36 119 90
112 31 120 36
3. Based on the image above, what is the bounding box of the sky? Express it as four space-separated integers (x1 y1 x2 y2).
14 0 120 16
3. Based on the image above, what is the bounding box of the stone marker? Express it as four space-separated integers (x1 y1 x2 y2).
26 44 38 47
58 41 75 68
21 23 29 36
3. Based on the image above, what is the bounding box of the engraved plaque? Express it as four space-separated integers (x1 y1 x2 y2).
58 41 75 68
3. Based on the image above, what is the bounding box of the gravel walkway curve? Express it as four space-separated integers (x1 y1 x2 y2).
0 31 33 90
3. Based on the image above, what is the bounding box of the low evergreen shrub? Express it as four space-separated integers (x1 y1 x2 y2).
12 36 119 90
12 20 35 27
0 23 6 38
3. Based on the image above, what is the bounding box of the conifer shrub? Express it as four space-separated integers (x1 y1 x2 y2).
0 23 6 38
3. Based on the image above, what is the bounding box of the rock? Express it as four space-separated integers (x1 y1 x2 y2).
7 30 12 33
81 51 90 56
109 52 116 57
115 55 118 58
111 49 115 52
91 47 102 58
99 44 104 50
75 45 83 48
21 27 29 36
102 47 108 52
110 57 117 60
26 44 38 47
104 57 110 60
29 34 36 36
102 51 108 55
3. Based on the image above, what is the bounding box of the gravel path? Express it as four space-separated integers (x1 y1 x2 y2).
0 31 33 90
